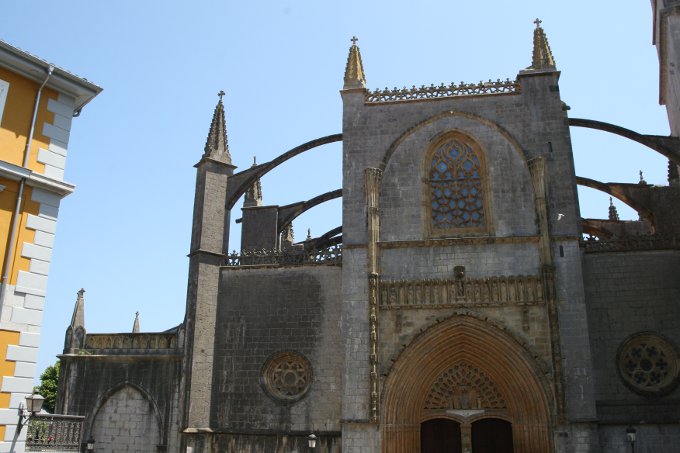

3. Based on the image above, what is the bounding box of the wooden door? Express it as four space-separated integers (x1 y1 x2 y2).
421 418 462 453
471 418 514 453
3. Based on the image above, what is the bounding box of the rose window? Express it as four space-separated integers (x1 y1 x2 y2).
262 351 312 402
617 332 679 396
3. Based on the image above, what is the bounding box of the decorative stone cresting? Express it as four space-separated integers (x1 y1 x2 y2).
262 351 313 402
581 234 680 253
85 333 177 351
226 244 342 267
365 79 518 103
617 332 680 397
424 362 507 410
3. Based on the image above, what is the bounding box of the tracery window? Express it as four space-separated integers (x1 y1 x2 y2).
262 351 313 402
617 332 679 397
428 134 486 232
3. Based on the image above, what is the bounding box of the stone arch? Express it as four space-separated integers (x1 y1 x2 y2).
569 118 680 165
379 112 539 241
576 176 653 224
276 188 342 234
89 383 162 453
225 134 342 210
381 315 553 453
379 110 530 171
581 220 614 239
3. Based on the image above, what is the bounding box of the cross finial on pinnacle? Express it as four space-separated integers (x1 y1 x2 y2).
534 18 542 28
351 36 358 46
218 90 225 101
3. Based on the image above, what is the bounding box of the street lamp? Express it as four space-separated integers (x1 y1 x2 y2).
86 436 95 452
24 393 44 414
307 433 317 449
17 393 44 432
626 426 636 453
10 393 45 453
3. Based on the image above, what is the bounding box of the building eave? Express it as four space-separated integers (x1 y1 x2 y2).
0 39 103 114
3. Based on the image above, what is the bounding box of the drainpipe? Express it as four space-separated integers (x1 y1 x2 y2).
0 65 54 310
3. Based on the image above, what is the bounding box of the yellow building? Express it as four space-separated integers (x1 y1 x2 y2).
0 40 100 450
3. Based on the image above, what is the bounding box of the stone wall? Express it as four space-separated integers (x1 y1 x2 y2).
91 384 161 452
211 265 342 441
341 67 599 451
379 112 538 241
57 351 181 451
583 249 680 452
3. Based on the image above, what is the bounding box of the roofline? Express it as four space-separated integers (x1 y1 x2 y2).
0 39 102 114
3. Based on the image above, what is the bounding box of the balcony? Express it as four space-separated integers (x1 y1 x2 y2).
26 414 85 452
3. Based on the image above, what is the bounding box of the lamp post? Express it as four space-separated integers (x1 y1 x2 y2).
626 426 636 453
307 433 317 450
10 393 44 453
86 436 95 452
16 392 44 432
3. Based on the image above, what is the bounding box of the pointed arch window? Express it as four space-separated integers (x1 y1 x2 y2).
428 134 487 233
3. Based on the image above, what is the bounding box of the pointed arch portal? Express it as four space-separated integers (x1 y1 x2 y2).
382 316 553 453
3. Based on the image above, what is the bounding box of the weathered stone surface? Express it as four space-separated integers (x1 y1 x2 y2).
57 23 680 452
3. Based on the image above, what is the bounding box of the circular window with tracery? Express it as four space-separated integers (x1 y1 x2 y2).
617 332 679 397
262 351 312 402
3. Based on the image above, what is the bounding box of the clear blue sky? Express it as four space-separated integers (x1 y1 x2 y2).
2 1 668 381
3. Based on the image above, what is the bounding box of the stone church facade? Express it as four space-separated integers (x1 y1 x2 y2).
56 17 680 453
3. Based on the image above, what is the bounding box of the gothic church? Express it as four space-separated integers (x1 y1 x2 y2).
56 16 680 453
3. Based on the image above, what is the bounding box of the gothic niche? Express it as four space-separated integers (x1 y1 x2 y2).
424 362 506 411
617 332 680 397
261 351 313 402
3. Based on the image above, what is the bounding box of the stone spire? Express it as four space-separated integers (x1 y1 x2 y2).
529 19 556 71
203 91 232 164
280 222 295 250
132 311 140 333
70 288 85 329
343 36 366 90
608 197 620 221
244 156 263 207
64 288 86 353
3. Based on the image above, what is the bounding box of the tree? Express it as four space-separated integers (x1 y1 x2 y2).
34 361 59 413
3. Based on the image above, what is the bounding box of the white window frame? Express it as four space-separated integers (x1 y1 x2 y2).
0 79 9 126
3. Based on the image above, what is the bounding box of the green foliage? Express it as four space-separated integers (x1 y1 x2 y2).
33 361 59 413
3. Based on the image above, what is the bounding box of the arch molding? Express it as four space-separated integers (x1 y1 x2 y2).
381 315 554 453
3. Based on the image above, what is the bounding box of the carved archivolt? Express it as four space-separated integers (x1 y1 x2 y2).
381 316 552 453
425 362 506 410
